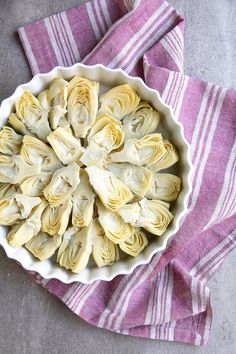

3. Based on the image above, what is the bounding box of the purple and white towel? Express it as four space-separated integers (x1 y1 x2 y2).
17 0 236 346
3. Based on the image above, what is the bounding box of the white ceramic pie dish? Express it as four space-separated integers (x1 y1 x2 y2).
0 63 192 284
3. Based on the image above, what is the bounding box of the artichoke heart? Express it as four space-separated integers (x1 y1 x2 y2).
81 122 123 166
123 101 160 140
47 127 85 165
48 77 68 109
20 172 52 197
0 194 41 225
43 162 80 207
119 229 148 257
92 218 119 268
119 198 173 236
38 90 50 112
57 223 94 273
41 198 72 236
21 135 62 172
8 113 35 136
49 106 70 131
149 140 179 172
0 126 22 155
15 91 51 141
110 134 166 167
72 169 95 227
25 231 62 261
0 183 19 200
0 155 41 184
98 84 140 120
68 76 99 138
107 162 153 197
86 166 133 212
87 114 122 141
146 173 181 202
7 199 47 247
97 200 133 244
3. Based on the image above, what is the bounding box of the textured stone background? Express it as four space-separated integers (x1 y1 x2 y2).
0 1 236 353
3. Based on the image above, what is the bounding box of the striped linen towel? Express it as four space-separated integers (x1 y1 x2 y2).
17 0 236 346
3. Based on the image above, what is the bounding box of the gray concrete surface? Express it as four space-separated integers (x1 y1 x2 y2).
0 1 236 353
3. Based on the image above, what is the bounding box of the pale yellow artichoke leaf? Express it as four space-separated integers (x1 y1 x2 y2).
57 223 94 273
67 76 99 138
123 101 160 140
91 218 119 268
119 198 173 236
119 228 148 257
25 231 62 261
97 199 133 244
20 172 52 197
48 77 68 109
110 134 166 167
49 106 69 131
107 162 153 197
7 199 47 247
37 90 50 112
87 114 122 141
8 113 35 136
148 140 179 172
47 127 84 165
43 162 80 207
86 166 133 211
0 155 41 184
0 126 22 155
98 84 140 120
146 173 181 202
21 135 62 172
0 194 41 225
15 91 51 141
41 197 72 236
0 183 19 200
81 122 123 166
72 169 95 227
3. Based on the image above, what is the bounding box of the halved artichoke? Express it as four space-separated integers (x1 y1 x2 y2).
49 106 70 131
38 90 50 111
123 101 160 140
119 198 173 236
7 199 47 247
67 76 99 138
48 77 68 110
0 126 22 155
57 223 94 273
41 198 72 236
0 194 41 226
87 114 122 141
98 84 140 120
43 162 80 207
20 172 52 197
146 173 181 202
86 166 133 211
21 135 62 172
119 229 148 257
97 200 133 244
0 155 40 184
15 91 51 141
72 169 95 227
92 218 119 267
47 127 85 165
8 113 35 136
149 140 179 172
0 183 19 200
81 122 123 166
25 231 62 261
107 162 153 197
110 134 166 167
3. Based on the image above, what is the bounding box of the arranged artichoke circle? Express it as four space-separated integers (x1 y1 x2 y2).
1 76 181 274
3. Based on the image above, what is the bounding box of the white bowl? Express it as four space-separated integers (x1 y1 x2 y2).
0 63 192 284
